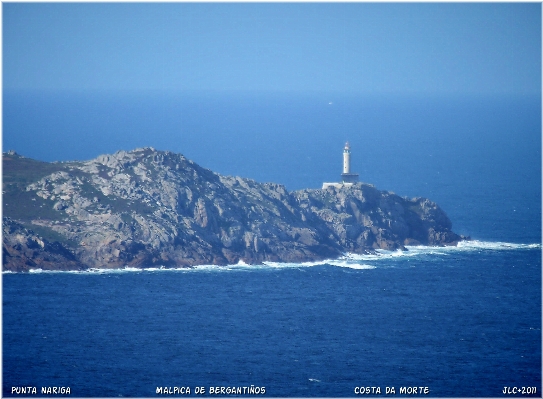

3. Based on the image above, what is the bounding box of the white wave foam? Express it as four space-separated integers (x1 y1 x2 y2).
190 264 236 272
455 240 541 251
28 268 44 273
262 260 329 269
84 267 144 274
19 266 172 275
326 260 376 270
339 249 424 262
17 258 374 274
340 240 540 263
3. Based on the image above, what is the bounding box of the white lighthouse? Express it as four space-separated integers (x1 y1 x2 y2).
343 142 351 174
322 142 360 189
341 141 359 184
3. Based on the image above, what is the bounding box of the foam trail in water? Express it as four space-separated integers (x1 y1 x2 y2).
326 260 376 270
341 240 541 263
455 240 540 250
261 259 375 270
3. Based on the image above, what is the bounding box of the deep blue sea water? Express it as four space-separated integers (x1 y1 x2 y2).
2 91 541 397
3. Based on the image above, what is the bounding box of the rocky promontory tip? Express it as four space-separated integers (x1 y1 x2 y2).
2 148 467 272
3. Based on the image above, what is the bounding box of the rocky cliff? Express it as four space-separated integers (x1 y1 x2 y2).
2 148 466 272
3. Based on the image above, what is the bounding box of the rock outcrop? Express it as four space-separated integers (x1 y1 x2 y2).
2 148 466 272
3 217 84 272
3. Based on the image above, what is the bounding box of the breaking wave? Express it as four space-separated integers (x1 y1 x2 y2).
338 240 541 265
4 240 540 274
455 240 540 251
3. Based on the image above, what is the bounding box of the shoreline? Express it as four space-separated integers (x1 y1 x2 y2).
3 240 539 274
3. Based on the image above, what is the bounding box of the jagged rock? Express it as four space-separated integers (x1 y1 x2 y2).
2 148 467 272
2 218 84 272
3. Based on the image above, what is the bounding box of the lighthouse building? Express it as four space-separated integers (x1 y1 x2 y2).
322 142 359 189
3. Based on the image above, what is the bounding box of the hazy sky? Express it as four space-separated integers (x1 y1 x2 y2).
3 2 541 95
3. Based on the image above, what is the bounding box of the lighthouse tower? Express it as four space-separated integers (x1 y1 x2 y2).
321 142 360 189
340 142 359 184
343 142 351 174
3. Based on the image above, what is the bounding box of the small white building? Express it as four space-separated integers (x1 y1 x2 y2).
322 142 359 189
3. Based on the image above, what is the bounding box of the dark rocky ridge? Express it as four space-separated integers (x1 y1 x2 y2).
2 148 466 272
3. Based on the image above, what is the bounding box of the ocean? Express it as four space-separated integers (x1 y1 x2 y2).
2 91 541 397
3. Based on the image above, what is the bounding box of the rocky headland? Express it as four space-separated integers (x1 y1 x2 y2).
3 148 466 272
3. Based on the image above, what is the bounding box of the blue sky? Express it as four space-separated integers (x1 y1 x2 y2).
3 2 541 96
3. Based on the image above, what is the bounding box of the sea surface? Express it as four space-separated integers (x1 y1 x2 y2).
2 91 542 397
